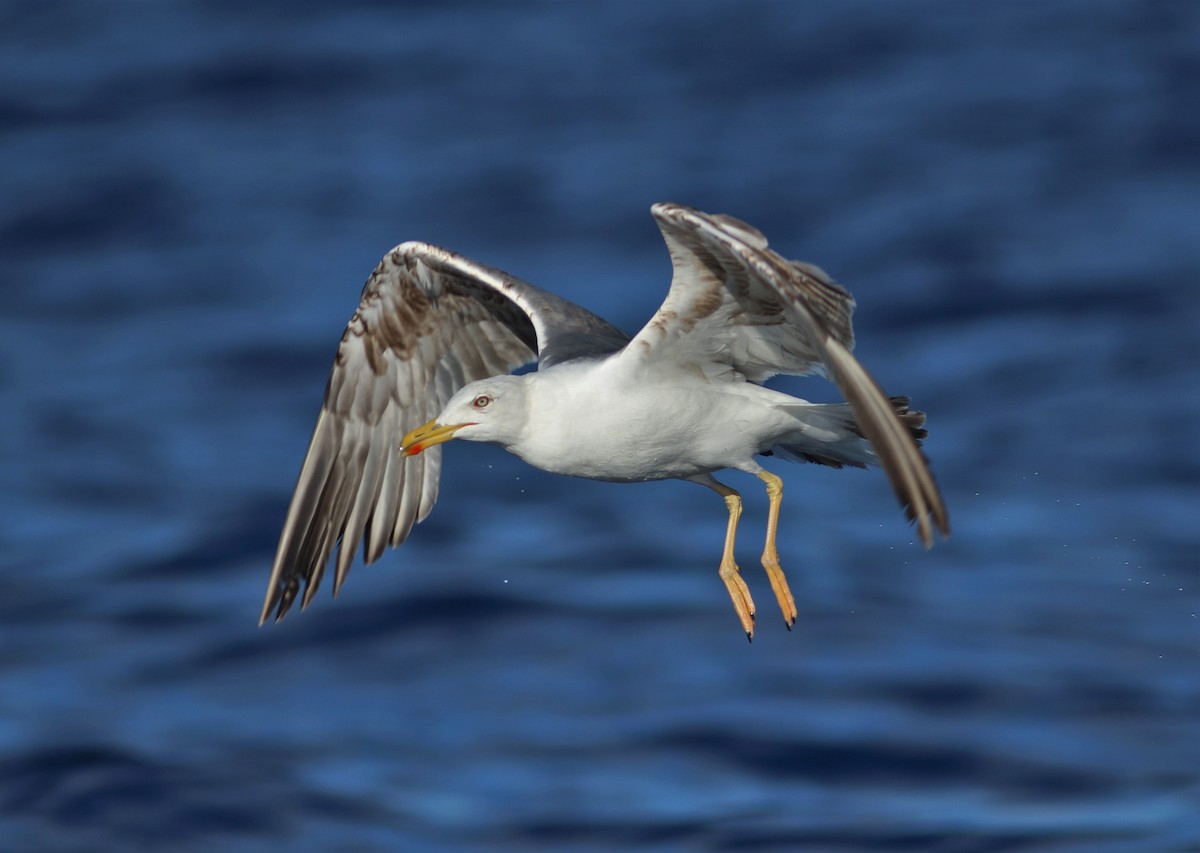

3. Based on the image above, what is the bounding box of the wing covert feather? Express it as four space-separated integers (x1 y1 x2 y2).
628 203 949 546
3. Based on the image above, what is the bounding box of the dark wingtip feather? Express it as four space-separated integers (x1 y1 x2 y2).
816 338 949 551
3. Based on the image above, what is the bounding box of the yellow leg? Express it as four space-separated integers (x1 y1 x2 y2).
757 470 797 629
711 482 755 640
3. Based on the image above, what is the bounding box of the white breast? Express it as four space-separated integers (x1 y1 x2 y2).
508 359 789 482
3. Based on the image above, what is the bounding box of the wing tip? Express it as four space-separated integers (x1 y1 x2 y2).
258 590 282 627
258 562 285 626
908 491 951 550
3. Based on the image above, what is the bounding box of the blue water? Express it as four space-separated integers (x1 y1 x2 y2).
3 1 1199 850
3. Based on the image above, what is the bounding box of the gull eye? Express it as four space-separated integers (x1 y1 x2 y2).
472 394 491 409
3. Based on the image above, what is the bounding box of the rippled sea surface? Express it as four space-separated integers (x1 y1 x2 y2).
3 2 1199 850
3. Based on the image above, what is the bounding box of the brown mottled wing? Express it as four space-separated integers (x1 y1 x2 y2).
261 242 627 624
623 202 949 546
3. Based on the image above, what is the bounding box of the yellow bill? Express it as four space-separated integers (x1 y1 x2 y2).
401 419 473 456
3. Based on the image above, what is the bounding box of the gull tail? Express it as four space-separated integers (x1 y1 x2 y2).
767 396 928 469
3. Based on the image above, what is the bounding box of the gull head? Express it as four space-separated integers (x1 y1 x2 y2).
401 375 528 456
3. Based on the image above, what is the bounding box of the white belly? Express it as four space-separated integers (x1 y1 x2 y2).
508 361 790 482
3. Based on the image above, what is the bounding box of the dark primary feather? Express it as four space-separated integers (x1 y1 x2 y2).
260 242 626 624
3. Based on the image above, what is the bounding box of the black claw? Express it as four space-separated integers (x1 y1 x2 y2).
746 631 753 643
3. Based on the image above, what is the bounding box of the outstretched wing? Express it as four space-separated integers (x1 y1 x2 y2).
623 202 949 546
261 242 627 624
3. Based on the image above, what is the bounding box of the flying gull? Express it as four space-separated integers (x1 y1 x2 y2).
261 203 949 638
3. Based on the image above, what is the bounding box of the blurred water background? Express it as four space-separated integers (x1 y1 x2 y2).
2 1 1199 850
